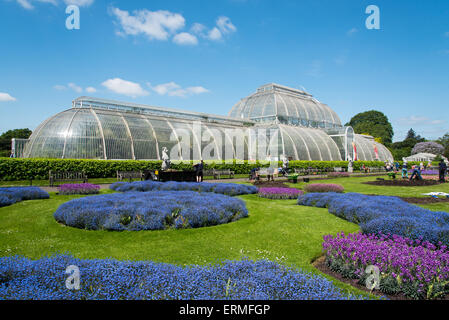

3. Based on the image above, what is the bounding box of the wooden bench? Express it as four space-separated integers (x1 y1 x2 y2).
212 169 235 179
116 171 144 182
49 170 88 187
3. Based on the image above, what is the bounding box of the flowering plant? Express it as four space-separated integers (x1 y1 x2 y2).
0 187 49 208
54 191 249 231
110 181 258 196
327 172 351 178
0 254 368 300
298 192 449 246
57 183 100 195
303 183 344 193
323 232 449 299
258 188 303 200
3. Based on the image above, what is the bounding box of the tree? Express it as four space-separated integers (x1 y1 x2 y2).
346 110 394 145
389 128 426 161
436 133 449 159
0 128 32 156
411 141 444 155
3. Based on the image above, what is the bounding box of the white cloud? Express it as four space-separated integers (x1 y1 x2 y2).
15 0 59 10
150 82 209 97
102 78 149 98
216 16 237 35
204 16 237 41
85 86 97 93
68 82 83 93
111 7 185 41
63 0 94 7
347 28 358 36
397 116 446 126
207 27 222 41
0 93 16 102
191 23 207 35
173 32 198 45
53 84 67 90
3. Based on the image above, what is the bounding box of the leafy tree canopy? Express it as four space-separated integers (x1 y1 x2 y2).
346 110 394 144
0 128 32 153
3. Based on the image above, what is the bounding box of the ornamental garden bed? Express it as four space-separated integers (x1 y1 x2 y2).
0 187 49 208
54 191 249 231
252 180 291 188
364 179 442 187
319 232 449 300
110 180 258 196
0 255 366 300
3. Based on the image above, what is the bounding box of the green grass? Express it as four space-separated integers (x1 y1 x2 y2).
288 175 449 212
3 175 448 298
0 189 371 297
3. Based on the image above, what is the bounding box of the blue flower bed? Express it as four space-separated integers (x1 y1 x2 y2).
298 192 449 246
110 180 258 196
54 191 249 231
0 255 367 300
0 187 49 208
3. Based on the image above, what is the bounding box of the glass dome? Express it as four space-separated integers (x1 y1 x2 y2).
354 134 393 162
229 83 342 129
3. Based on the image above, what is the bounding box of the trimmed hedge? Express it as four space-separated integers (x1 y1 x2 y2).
0 158 421 181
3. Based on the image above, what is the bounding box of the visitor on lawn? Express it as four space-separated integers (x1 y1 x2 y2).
420 162 425 171
402 161 408 179
410 165 423 181
439 159 447 183
194 160 204 182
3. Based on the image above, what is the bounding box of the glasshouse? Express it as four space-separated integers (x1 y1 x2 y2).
17 83 393 162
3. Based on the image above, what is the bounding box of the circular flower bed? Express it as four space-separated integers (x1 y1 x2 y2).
54 191 248 231
57 183 100 195
110 181 258 196
303 183 344 193
258 187 303 200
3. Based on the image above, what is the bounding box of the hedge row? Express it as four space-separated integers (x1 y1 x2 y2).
0 158 419 181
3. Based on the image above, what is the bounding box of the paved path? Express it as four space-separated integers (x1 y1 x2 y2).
27 172 389 193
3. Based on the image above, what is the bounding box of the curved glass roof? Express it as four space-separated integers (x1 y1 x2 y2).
354 134 393 162
24 106 343 161
22 93 393 162
229 83 342 129
23 107 248 161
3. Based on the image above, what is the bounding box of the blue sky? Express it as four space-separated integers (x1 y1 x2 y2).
0 0 448 141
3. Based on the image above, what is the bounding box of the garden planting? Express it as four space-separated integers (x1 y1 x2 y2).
323 232 449 299
54 191 249 231
0 187 49 207
258 187 303 200
57 183 100 195
110 180 258 196
298 192 449 246
303 183 344 193
0 254 365 300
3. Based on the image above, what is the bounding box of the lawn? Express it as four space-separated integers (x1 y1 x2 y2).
288 175 449 212
2 174 448 299
0 188 367 297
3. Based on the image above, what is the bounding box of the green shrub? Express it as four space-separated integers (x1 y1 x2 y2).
0 158 421 181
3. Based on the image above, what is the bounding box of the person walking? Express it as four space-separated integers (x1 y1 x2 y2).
194 160 204 183
439 159 447 183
